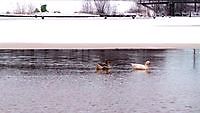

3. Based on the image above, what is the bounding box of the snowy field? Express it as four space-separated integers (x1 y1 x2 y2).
0 17 200 48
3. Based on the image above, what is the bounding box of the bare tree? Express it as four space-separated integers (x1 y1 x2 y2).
82 0 93 13
27 3 35 14
127 1 139 13
14 3 25 14
94 0 111 15
21 5 26 14
110 5 117 15
14 3 35 14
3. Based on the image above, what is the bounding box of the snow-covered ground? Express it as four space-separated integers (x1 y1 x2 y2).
0 17 200 47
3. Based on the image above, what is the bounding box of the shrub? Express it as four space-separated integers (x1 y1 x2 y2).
34 8 40 13
41 5 48 12
6 11 10 14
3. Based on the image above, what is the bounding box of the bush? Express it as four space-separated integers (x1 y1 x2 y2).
34 8 40 13
41 5 48 12
6 11 10 14
53 11 61 13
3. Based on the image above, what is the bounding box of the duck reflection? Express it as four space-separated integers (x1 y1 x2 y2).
96 69 111 74
132 69 151 74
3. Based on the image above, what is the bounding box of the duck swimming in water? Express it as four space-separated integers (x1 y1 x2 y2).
96 60 111 70
131 61 150 70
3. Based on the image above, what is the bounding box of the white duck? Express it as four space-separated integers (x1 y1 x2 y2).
131 61 150 70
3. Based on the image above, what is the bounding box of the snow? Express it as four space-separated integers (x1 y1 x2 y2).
0 17 200 46
0 1 199 47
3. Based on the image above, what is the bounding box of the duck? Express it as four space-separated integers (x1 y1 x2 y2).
131 61 150 70
96 60 111 70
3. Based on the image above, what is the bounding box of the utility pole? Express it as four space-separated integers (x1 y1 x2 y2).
193 49 196 69
169 1 175 16
195 0 197 12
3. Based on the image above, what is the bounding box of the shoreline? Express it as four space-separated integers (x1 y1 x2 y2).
0 43 199 49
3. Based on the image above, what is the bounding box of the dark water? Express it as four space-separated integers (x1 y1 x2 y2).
0 49 200 113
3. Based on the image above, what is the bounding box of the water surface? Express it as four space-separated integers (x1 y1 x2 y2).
0 49 200 113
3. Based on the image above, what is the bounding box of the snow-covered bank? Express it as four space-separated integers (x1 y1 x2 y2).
0 17 200 48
